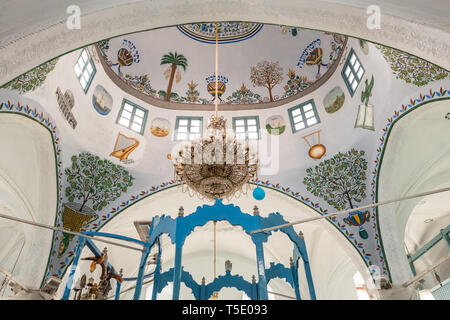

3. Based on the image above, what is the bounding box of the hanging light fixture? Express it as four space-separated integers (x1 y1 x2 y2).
171 23 259 201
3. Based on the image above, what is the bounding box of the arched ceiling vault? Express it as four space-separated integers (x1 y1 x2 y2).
0 0 449 86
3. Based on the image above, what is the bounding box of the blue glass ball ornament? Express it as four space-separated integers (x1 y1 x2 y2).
253 187 266 200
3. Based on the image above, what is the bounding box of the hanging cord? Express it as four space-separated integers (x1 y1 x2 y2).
214 221 217 278
215 22 219 121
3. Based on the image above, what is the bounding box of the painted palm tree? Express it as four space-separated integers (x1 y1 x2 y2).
160 52 188 101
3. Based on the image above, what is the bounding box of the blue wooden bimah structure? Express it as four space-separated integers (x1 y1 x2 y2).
62 199 316 300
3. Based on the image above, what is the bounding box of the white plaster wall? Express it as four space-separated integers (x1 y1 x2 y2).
0 114 57 294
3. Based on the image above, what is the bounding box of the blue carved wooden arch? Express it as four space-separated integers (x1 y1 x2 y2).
204 270 255 300
143 199 315 300
155 267 201 299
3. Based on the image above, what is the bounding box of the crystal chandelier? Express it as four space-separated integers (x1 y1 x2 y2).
171 23 259 201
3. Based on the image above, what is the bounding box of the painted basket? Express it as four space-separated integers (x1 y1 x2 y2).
62 203 97 232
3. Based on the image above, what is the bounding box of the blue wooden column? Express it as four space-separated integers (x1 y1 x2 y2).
303 260 316 300
290 258 301 300
62 236 86 300
114 282 122 300
254 236 268 300
172 206 185 300
172 244 183 300
151 238 162 300
133 244 151 300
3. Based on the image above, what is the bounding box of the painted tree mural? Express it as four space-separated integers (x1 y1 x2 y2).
250 61 283 102
160 52 188 101
65 152 134 212
376 45 449 86
3 58 58 93
303 149 368 210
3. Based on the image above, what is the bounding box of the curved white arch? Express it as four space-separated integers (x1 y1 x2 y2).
58 185 372 299
0 0 448 86
377 99 450 285
0 113 57 293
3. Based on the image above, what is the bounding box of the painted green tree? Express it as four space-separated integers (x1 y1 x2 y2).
303 149 368 210
160 52 188 101
3 58 58 93
65 152 134 212
376 45 448 86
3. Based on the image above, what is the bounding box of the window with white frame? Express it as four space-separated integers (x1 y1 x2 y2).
341 48 365 96
74 48 96 93
232 116 260 140
116 99 148 135
288 99 320 133
174 117 203 141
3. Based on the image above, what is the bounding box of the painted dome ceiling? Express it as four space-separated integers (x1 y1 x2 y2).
98 23 346 108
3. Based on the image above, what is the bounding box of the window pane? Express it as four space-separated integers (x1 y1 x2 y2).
124 103 134 112
177 133 187 140
82 50 88 62
248 132 258 140
178 126 188 133
348 73 355 83
236 126 245 133
237 133 246 139
179 119 188 126
247 119 256 125
119 117 130 127
357 68 364 79
190 126 200 133
191 120 200 126
350 54 356 65
304 110 315 119
86 62 93 74
295 122 305 131
353 60 360 71
133 116 143 125
293 115 303 124
121 110 132 119
80 77 87 89
135 109 145 118
345 66 351 77
74 64 81 77
131 123 142 132
307 117 317 126
291 108 301 117
248 125 257 132
302 104 313 112
235 120 245 126
351 80 358 90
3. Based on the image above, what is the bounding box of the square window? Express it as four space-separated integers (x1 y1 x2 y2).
175 117 203 141
116 99 148 135
232 116 260 140
75 48 96 93
342 48 364 96
289 99 320 133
